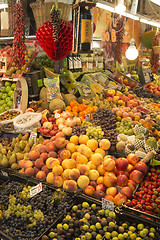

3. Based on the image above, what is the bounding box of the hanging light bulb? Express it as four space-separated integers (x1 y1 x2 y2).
125 38 138 60
115 0 126 15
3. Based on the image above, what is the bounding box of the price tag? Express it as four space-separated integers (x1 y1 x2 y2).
37 79 43 87
85 114 90 121
29 132 37 143
0 57 7 73
102 198 114 211
1 171 8 177
30 183 42 198
55 112 60 119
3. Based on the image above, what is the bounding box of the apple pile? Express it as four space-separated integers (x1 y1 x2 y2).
108 73 136 88
38 116 59 137
145 82 160 97
112 106 143 123
84 153 148 206
0 81 16 113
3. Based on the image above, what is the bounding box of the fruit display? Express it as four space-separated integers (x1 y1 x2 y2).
0 175 73 239
0 81 16 113
145 82 160 96
116 119 134 136
41 199 160 240
38 115 59 137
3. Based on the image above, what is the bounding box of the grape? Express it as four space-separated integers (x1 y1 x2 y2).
86 126 104 141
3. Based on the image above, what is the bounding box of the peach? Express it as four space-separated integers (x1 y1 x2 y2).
36 171 46 180
55 132 65 138
104 194 114 202
97 164 106 175
53 176 63 187
126 164 134 173
87 161 96 170
106 187 118 197
95 148 105 157
121 186 133 198
46 172 54 184
24 160 33 169
114 193 127 206
52 165 63 176
79 135 89 145
80 146 92 158
130 170 143 184
84 185 95 196
117 175 128 187
116 157 128 171
24 167 34 177
18 159 25 169
103 157 115 171
104 172 117 187
63 169 71 180
66 142 76 153
78 164 90 176
48 151 57 158
41 165 50 175
46 157 60 169
37 144 46 153
64 180 78 192
99 139 111 150
43 139 50 145
90 153 103 166
86 139 98 151
71 152 81 160
69 168 80 180
128 179 137 191
70 135 79 145
77 144 86 153
19 168 25 174
33 167 40 176
55 137 67 149
77 175 90 189
40 152 48 162
62 159 76 169
34 144 42 151
127 153 139 166
134 162 148 175
46 142 57 152
28 151 40 161
76 154 88 164
59 149 71 160
89 169 99 181
97 176 104 184
35 158 44 168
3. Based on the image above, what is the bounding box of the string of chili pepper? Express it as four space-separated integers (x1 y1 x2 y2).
150 33 160 74
114 16 125 64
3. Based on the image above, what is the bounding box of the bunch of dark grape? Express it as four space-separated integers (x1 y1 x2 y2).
71 126 87 136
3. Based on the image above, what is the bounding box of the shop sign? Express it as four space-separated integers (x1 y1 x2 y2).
30 183 42 198
30 132 37 143
102 197 114 211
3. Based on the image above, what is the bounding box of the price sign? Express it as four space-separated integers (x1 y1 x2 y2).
85 114 90 121
0 57 7 73
55 112 60 119
29 132 37 143
102 197 114 211
1 171 8 177
30 183 42 198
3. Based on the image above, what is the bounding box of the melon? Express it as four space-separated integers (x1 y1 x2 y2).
62 93 77 106
49 99 66 112
40 87 47 100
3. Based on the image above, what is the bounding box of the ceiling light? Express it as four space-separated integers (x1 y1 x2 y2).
126 38 138 60
150 0 160 6
115 0 126 15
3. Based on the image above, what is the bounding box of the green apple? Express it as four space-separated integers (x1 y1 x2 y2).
0 92 2 99
5 81 11 87
2 93 7 100
5 97 11 102
5 106 10 111
0 100 5 106
2 104 7 109
7 101 13 108
10 95 13 101
11 83 16 90
8 90 14 97
0 107 5 113
6 86 11 93
0 86 6 93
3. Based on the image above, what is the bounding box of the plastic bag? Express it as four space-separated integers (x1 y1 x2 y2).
13 112 42 133
44 77 62 102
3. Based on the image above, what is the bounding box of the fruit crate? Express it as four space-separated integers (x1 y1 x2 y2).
0 173 75 240
38 194 160 240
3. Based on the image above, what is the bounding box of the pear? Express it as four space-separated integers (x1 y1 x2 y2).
1 155 9 168
15 137 20 144
11 138 16 148
9 153 17 166
0 153 3 160
37 135 44 144
22 133 29 141
18 133 23 140
31 143 36 150
14 143 21 153
19 140 26 151
24 153 29 159
16 153 24 161
28 138 34 148
11 163 19 170
7 150 12 160
23 143 30 153
0 143 3 151
1 147 7 155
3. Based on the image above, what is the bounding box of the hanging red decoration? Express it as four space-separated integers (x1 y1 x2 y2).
12 2 25 69
36 19 73 61
150 33 160 74
114 17 125 64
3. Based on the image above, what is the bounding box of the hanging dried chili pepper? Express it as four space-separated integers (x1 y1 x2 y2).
12 2 25 69
114 16 125 64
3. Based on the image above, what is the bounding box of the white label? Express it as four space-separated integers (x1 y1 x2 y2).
102 197 114 211
0 57 7 73
30 183 42 198
1 171 8 177
29 132 37 143
55 112 60 119
85 114 90 121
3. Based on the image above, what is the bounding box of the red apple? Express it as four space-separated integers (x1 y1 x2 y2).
42 128 50 135
116 158 128 171
130 170 143 184
127 153 139 166
114 193 127 206
106 89 116 97
117 171 129 179
121 186 133 198
84 185 95 196
126 164 134 173
48 117 56 123
106 186 118 197
128 179 137 191
93 190 105 200
41 118 47 125
96 183 106 193
50 130 58 137
104 194 114 202
134 162 148 175
117 175 128 187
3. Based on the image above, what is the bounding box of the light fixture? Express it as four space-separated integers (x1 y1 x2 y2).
115 0 126 15
150 0 160 6
0 4 8 9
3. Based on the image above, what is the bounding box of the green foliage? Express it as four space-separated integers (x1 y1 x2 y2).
141 30 156 49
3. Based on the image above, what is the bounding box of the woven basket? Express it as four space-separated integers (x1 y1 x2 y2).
153 46 160 54
30 1 71 30
0 2 15 37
